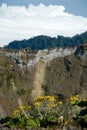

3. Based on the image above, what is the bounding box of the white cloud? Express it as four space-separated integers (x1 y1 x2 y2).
0 3 87 47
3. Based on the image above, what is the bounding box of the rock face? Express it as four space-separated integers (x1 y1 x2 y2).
0 43 87 118
75 43 87 59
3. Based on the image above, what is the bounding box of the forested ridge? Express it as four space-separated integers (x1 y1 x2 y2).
5 31 87 50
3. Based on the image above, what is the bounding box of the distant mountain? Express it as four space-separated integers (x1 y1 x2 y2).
5 31 87 50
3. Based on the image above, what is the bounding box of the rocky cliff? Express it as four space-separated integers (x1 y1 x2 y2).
0 43 87 118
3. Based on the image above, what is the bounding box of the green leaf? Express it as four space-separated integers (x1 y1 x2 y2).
78 100 87 107
26 118 40 127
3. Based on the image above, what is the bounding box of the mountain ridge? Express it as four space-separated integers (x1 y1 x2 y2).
5 31 87 50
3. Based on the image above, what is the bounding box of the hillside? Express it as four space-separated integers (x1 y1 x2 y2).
5 31 87 50
0 43 87 118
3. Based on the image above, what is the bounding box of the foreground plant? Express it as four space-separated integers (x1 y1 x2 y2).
73 99 87 128
0 95 87 129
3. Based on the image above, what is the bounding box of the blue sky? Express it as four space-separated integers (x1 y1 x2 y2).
0 0 87 17
0 0 87 47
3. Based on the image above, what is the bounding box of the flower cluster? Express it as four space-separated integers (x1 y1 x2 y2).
69 95 79 101
69 95 79 105
1 95 87 129
13 105 32 117
34 95 55 102
11 95 86 128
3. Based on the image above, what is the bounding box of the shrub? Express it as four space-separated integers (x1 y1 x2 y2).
73 99 87 128
0 95 87 129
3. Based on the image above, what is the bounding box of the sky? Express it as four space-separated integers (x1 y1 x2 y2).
0 0 87 47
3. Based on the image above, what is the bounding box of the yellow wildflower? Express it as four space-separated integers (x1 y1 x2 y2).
48 96 55 102
34 96 45 102
19 105 32 110
49 103 56 108
70 95 79 102
69 97 74 101
13 110 20 116
34 96 56 103
58 101 62 105
34 102 41 106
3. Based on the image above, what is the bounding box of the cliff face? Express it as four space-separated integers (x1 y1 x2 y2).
44 55 87 97
0 50 35 118
0 43 87 118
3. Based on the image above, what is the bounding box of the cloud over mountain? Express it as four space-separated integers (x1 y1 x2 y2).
0 3 87 47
